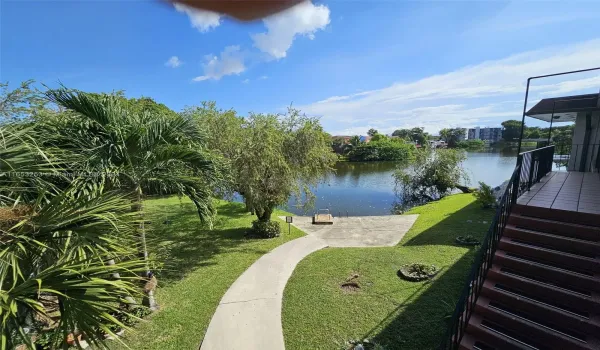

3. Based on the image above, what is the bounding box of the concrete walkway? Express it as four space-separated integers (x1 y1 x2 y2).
200 215 418 350
287 215 419 247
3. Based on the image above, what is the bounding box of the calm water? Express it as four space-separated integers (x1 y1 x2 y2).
284 150 519 216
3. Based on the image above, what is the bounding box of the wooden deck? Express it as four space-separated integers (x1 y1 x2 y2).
517 171 600 214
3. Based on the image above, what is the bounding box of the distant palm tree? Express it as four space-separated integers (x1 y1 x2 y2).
350 135 362 147
1 126 145 349
40 88 223 309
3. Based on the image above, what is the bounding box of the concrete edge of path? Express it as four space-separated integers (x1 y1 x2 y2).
199 235 328 350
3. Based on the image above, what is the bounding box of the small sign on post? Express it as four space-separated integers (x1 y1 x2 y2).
285 216 293 235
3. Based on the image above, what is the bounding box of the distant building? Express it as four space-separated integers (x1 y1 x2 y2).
467 127 502 143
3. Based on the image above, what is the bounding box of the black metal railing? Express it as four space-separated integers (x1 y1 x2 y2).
515 145 555 197
441 146 556 349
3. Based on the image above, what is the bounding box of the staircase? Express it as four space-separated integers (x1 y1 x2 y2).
459 204 600 350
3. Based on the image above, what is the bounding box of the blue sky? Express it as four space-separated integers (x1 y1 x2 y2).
2 1 600 135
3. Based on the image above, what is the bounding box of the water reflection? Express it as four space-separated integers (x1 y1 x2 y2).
283 151 519 216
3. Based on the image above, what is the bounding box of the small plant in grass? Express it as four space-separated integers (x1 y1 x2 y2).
340 338 387 350
250 219 281 238
397 263 438 282
455 235 481 246
474 181 496 208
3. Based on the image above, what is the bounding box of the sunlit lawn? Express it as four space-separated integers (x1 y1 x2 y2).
116 197 305 350
282 194 494 349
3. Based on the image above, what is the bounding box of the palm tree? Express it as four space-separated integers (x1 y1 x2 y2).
1 126 146 349
40 88 223 309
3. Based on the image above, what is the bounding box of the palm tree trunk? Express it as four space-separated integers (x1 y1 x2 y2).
132 186 158 311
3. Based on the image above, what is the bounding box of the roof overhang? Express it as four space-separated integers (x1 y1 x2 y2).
525 93 600 123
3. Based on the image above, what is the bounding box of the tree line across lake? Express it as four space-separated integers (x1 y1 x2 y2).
331 120 574 162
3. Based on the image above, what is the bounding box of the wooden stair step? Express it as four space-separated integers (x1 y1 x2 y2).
508 213 600 242
504 224 599 257
494 250 600 292
487 265 600 313
513 204 600 227
498 236 600 274
474 296 598 349
465 313 536 350
481 279 600 336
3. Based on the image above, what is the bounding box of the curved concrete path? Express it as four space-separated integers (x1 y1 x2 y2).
200 215 418 350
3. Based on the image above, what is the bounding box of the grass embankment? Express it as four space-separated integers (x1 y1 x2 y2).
282 194 494 349
117 197 305 350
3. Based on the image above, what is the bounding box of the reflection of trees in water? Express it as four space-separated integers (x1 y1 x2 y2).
328 161 404 188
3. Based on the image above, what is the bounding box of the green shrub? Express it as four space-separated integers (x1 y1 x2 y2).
251 220 281 238
456 139 485 150
474 181 496 208
397 263 439 281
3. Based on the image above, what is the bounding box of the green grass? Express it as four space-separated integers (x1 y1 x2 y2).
116 197 305 350
282 194 494 350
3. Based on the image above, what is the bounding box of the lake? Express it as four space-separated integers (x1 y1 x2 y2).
284 150 519 216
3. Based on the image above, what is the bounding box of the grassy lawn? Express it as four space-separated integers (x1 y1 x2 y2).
282 194 494 350
116 197 305 350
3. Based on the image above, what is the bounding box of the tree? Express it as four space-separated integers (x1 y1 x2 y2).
392 129 411 139
527 128 541 139
350 135 362 147
0 80 46 122
392 127 428 145
394 148 468 204
370 133 388 142
347 139 415 162
501 120 523 141
367 128 378 136
457 139 485 150
439 128 466 148
331 136 352 155
235 109 337 234
1 125 147 349
40 88 224 309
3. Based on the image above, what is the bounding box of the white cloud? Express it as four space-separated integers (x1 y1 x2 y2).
242 79 250 84
252 1 330 59
301 39 600 134
165 56 182 68
259 75 268 80
174 3 221 33
193 46 246 82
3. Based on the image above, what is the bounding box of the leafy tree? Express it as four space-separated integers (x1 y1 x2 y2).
392 129 411 139
439 128 466 148
394 148 468 203
370 133 389 142
367 128 378 136
1 125 147 349
0 80 46 122
501 120 523 141
39 88 223 309
350 135 362 146
331 136 352 155
235 109 336 234
347 139 415 162
526 127 541 139
392 127 428 145
457 139 485 150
